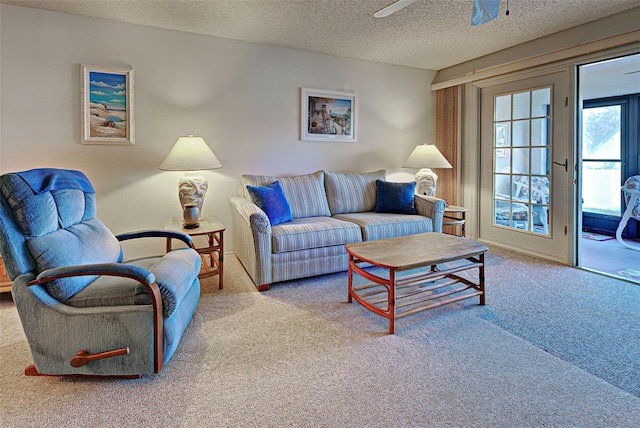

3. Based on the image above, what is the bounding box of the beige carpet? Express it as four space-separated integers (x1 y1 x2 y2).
1 248 640 427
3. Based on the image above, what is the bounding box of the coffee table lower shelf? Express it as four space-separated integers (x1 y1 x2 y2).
346 233 487 334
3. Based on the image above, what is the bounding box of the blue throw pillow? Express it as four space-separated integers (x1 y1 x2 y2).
246 181 293 226
374 180 417 214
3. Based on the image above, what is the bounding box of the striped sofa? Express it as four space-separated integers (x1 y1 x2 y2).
230 170 446 291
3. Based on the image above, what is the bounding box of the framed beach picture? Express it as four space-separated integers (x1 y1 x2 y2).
81 65 135 145
301 88 357 142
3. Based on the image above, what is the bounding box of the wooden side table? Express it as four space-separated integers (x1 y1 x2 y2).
443 205 467 237
164 216 225 289
0 255 12 293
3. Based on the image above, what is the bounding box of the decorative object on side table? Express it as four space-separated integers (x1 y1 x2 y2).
158 135 223 228
165 216 225 288
402 144 452 196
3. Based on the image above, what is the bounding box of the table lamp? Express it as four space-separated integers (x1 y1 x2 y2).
158 135 222 228
402 144 452 196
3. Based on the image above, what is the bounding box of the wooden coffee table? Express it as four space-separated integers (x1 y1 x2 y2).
346 232 488 333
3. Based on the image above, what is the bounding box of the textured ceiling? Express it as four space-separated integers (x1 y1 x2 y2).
3 0 640 70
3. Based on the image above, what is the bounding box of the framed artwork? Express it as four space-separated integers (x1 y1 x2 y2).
81 64 135 145
301 88 356 142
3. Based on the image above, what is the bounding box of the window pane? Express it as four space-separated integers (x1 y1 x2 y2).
495 148 511 173
494 122 510 147
512 148 529 174
532 204 549 234
531 176 549 204
511 202 529 229
494 174 511 198
512 120 530 146
531 88 551 117
582 106 621 160
513 175 530 201
531 147 550 175
495 95 511 121
582 161 622 216
531 118 549 146
513 92 530 120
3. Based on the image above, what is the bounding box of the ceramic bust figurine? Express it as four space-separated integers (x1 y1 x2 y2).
415 169 438 196
178 176 208 216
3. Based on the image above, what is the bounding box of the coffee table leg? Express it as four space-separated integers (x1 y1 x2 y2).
479 253 486 305
389 269 396 334
347 254 353 303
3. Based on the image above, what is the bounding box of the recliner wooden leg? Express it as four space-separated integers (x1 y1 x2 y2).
24 364 40 376
24 363 141 379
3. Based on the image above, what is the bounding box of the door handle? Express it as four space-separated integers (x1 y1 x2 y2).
553 159 568 172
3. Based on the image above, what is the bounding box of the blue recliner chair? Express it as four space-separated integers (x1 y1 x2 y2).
0 168 201 377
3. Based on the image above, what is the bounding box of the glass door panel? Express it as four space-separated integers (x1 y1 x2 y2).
491 86 552 235
480 71 569 262
581 105 622 224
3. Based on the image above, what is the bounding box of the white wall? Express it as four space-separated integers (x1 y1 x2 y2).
0 5 436 257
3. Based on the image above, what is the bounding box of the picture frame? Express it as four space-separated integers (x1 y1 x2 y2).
81 64 135 145
301 88 356 142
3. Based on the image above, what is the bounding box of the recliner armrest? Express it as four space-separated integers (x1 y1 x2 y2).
116 230 194 248
31 262 156 286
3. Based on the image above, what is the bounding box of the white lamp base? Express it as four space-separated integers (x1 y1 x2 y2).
414 168 438 197
178 173 208 223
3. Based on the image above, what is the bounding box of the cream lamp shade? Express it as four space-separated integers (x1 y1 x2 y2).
402 144 452 197
159 135 222 228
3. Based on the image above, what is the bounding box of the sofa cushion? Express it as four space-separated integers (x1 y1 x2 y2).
241 171 331 219
271 217 362 253
324 170 386 215
374 180 417 214
334 212 431 241
272 245 350 283
246 181 293 226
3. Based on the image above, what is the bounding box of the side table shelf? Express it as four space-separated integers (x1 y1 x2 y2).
443 205 467 237
164 216 225 289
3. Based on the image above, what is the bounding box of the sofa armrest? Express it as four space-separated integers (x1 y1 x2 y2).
414 195 446 233
229 196 273 288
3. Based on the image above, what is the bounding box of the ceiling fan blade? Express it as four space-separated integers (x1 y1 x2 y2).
471 0 500 26
374 0 418 18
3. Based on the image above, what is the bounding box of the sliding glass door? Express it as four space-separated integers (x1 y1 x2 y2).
581 96 639 238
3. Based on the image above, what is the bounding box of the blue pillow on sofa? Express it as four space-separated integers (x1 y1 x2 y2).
247 181 293 226
374 180 417 214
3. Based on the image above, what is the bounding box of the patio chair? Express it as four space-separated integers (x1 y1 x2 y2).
615 175 640 251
